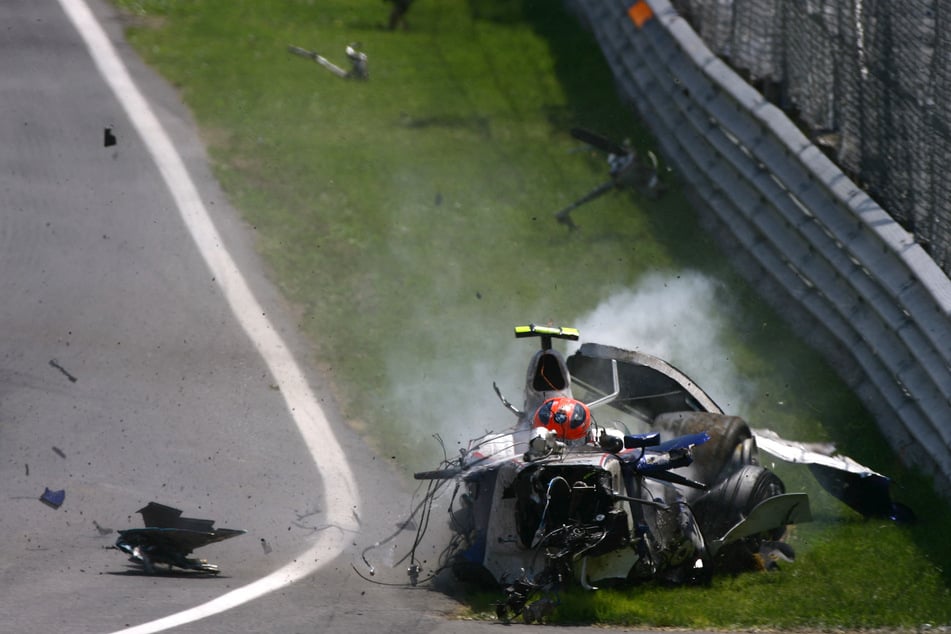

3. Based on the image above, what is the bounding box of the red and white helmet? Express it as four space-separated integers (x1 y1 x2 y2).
532 397 592 443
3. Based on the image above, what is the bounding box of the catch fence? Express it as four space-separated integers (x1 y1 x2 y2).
670 0 951 275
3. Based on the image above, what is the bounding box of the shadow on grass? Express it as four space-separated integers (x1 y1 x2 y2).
465 0 639 136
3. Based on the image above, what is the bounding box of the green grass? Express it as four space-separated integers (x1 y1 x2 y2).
111 0 951 627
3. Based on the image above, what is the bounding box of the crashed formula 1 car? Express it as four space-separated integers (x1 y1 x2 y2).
404 325 912 621
115 502 246 575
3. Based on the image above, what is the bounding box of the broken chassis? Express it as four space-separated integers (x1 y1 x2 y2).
419 338 909 618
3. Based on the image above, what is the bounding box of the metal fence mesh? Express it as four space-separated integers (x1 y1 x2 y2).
671 0 951 274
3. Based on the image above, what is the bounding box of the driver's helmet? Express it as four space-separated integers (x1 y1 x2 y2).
532 397 591 443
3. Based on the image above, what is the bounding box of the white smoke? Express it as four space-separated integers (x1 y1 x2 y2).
572 271 753 414
384 330 523 469
386 271 755 470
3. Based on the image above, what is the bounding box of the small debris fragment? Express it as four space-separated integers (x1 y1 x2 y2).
114 502 246 574
260 538 272 554
93 520 114 536
52 446 66 459
287 43 368 80
385 0 413 30
40 488 65 509
104 126 116 147
49 359 77 383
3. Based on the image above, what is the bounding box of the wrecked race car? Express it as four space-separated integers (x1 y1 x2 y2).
388 325 911 621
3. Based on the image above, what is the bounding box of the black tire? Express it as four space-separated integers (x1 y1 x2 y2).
653 412 756 492
691 464 787 573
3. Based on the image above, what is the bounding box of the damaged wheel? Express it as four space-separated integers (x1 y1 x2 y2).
691 464 786 572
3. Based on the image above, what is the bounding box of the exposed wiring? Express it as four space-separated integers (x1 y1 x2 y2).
359 432 521 587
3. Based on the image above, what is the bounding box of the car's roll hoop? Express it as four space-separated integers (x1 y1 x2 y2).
514 324 579 350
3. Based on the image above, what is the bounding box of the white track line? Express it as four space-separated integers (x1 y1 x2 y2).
56 1 360 632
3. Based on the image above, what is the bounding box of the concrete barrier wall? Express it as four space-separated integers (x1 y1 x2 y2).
565 0 951 494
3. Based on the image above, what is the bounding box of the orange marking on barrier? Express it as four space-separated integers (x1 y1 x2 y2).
628 0 654 28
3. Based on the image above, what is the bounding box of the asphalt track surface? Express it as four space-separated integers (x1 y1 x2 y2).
0 1 667 632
